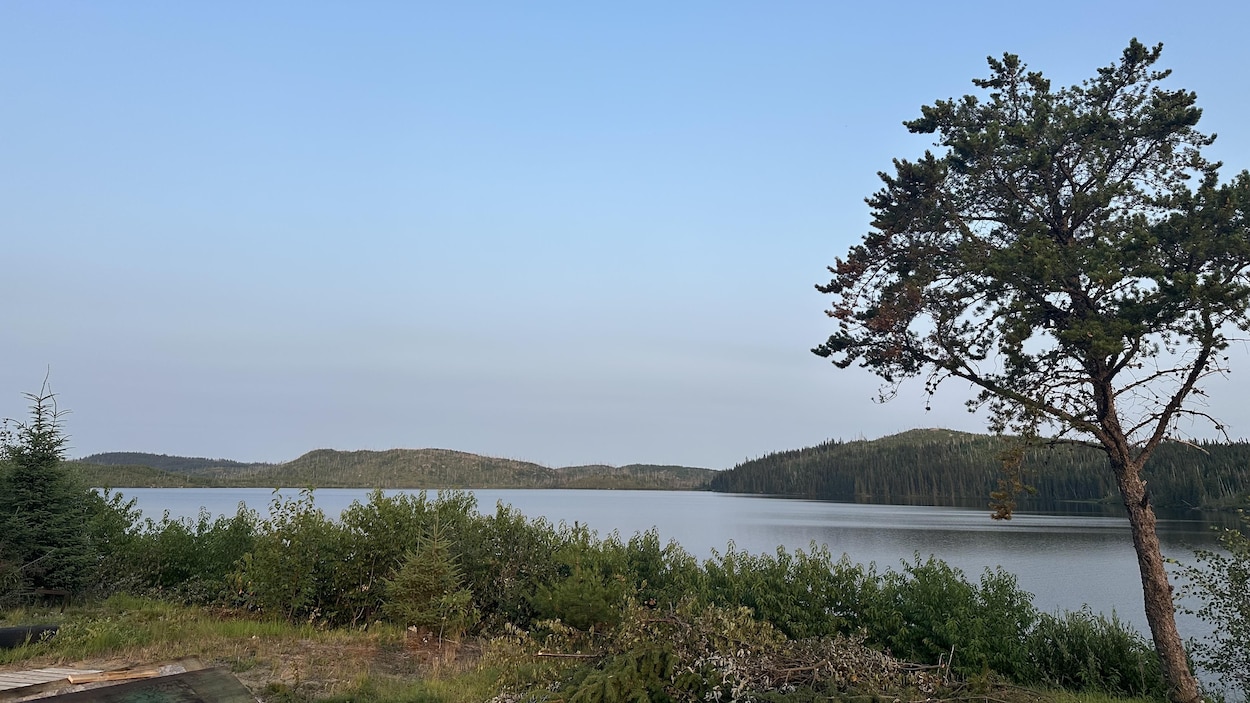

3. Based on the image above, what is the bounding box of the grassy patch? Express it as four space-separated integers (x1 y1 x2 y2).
0 599 1168 703
0 597 429 700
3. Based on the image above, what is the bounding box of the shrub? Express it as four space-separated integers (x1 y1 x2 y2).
863 556 1036 679
529 601 947 703
1175 507 1250 700
236 489 347 622
1023 608 1166 698
334 490 475 625
696 542 875 640
121 507 257 602
83 489 145 597
456 503 563 629
531 563 627 633
620 529 701 608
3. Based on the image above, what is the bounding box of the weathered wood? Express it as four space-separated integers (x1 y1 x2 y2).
66 667 162 684
0 667 101 693
27 668 253 703
33 589 71 613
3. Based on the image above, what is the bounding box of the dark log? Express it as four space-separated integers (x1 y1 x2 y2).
0 624 58 649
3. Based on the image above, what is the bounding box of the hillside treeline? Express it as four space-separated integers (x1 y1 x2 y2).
78 452 266 473
74 449 716 490
710 429 1250 511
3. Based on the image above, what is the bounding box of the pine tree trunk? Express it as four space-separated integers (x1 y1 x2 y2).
1114 460 1201 703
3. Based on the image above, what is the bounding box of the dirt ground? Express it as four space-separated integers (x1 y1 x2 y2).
1 628 482 702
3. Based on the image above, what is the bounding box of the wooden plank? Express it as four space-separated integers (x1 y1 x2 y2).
0 677 49 690
0 675 52 684
66 668 161 684
0 668 101 692
0 670 68 680
40 669 94 676
30 668 253 703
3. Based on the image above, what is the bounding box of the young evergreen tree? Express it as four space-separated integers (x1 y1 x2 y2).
383 519 479 641
814 41 1250 703
0 387 93 594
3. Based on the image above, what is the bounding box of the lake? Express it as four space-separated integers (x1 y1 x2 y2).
112 487 1226 643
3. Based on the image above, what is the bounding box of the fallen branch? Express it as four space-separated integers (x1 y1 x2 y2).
534 651 599 659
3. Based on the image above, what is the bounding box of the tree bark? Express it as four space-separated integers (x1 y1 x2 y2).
1115 460 1202 703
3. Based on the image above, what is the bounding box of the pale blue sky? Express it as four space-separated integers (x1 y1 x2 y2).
4 2 1249 468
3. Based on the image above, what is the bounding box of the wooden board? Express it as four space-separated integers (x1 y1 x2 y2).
0 668 100 693
30 668 253 703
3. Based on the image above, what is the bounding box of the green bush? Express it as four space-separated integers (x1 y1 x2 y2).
334 490 475 625
529 524 636 632
455 503 563 629
619 529 701 608
856 556 1036 679
236 489 347 621
531 563 627 633
83 489 145 597
235 489 484 626
696 542 875 640
544 600 949 703
1023 608 1165 698
120 507 256 601
1176 507 1250 700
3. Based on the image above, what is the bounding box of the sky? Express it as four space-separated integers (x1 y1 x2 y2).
4 1 1250 469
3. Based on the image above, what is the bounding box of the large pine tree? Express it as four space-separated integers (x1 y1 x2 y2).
815 41 1250 703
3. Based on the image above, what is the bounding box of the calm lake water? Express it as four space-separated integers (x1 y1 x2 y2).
113 487 1227 643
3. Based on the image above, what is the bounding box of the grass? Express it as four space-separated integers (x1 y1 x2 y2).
1044 693 1165 703
0 597 1169 703
0 595 493 701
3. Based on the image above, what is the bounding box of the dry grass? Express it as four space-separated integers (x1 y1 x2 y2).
0 595 487 702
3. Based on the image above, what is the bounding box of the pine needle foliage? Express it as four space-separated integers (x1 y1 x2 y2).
384 519 479 640
0 388 93 595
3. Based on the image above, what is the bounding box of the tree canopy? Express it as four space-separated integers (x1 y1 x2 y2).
815 40 1250 703
817 40 1250 448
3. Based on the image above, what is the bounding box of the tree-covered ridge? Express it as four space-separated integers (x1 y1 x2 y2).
710 429 1250 511
75 433 1250 505
78 451 267 473
67 461 216 488
75 448 717 490
555 463 716 490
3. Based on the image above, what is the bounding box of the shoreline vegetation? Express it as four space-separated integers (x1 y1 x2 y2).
0 489 1194 703
5 398 1246 701
0 595 1177 703
75 428 1250 511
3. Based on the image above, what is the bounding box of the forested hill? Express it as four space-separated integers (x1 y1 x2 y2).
79 452 268 473
709 429 1250 511
555 464 717 489
74 449 716 490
